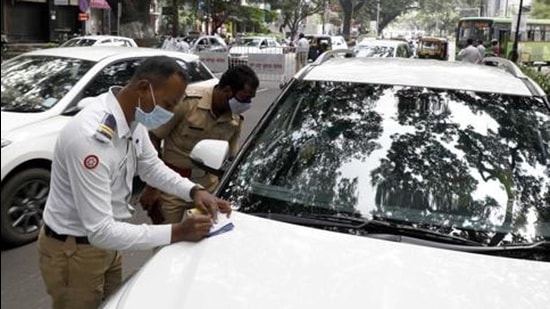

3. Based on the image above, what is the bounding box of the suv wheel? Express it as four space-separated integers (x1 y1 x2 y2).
1 168 50 246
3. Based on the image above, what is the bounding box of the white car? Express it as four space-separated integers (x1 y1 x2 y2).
0 47 218 246
60 35 138 47
228 36 282 65
102 56 549 308
186 35 228 52
354 39 413 58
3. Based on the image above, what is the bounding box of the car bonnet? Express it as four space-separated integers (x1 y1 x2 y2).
103 212 550 309
1 111 54 135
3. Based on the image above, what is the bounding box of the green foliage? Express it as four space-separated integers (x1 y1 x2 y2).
521 65 550 95
532 0 550 19
268 0 325 39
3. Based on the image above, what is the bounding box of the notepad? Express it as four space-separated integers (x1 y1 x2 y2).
208 213 234 237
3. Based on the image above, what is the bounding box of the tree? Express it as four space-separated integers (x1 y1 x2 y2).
391 0 485 37
337 0 367 40
267 0 326 40
365 0 416 34
337 0 417 39
532 0 550 19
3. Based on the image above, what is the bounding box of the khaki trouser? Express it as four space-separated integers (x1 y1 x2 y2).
295 52 308 72
37 227 122 309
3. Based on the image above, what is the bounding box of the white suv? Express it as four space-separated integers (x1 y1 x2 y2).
1 47 218 246
102 54 549 308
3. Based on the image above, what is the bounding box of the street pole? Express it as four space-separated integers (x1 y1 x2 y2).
376 0 380 37
117 1 122 36
322 0 326 34
479 0 484 16
511 0 523 63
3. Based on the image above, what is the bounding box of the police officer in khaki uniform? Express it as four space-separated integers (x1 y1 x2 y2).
140 65 259 224
38 56 232 309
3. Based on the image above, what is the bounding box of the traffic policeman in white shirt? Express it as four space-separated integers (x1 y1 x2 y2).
294 32 310 72
37 56 231 309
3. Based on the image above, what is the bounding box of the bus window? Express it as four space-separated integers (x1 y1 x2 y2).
474 26 491 42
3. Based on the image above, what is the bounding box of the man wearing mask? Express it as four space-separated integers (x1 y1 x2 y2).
140 64 259 224
38 56 231 309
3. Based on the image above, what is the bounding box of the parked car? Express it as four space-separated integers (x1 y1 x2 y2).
0 47 218 246
102 55 549 308
228 36 282 66
60 35 138 47
354 39 413 58
305 34 348 61
185 35 228 53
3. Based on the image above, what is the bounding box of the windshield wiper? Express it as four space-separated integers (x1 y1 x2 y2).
250 212 483 246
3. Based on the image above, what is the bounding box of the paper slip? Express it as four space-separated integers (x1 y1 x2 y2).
187 208 234 237
208 213 234 237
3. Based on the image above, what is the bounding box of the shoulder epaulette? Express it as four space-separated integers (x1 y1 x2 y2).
94 113 117 143
185 93 203 99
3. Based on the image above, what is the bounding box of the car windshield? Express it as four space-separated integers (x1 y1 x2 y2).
1 55 95 112
220 80 550 255
356 45 395 57
61 38 97 47
176 60 216 82
235 38 261 47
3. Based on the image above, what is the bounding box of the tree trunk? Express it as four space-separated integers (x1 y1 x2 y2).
342 8 352 40
172 0 179 36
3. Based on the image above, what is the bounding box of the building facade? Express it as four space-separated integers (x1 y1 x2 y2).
1 0 113 43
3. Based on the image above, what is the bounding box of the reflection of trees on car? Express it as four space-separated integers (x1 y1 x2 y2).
224 81 386 216
370 87 550 246
221 79 549 248
1 57 93 112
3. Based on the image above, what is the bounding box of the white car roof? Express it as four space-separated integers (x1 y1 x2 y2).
21 46 201 63
67 35 134 41
358 39 406 47
304 57 534 96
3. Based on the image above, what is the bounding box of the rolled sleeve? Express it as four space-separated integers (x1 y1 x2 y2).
89 221 171 250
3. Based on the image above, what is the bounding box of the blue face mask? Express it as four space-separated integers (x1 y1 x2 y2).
228 97 252 115
135 84 174 130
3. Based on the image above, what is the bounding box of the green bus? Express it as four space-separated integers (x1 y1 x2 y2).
456 17 550 65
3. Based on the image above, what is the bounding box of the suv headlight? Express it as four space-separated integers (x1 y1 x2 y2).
1 138 12 148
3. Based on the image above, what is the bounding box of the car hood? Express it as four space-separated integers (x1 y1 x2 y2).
104 212 550 309
1 111 52 136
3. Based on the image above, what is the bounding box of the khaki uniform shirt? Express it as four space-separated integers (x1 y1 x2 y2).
152 87 242 190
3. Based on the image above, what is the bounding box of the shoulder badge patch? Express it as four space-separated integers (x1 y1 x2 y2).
83 155 99 169
94 113 117 143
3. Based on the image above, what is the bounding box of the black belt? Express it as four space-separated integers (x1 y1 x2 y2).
44 224 90 245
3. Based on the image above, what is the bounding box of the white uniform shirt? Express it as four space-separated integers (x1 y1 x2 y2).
459 45 482 64
477 44 486 58
43 87 197 250
296 37 310 53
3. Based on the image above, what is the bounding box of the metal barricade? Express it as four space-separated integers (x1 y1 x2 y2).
194 46 297 86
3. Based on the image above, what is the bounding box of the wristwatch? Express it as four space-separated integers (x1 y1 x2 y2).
190 184 206 200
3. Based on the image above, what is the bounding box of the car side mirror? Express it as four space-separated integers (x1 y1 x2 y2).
190 139 230 176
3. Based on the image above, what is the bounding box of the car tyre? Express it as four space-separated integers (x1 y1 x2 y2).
1 168 50 246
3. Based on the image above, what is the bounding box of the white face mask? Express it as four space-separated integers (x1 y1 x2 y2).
135 84 174 129
228 97 251 114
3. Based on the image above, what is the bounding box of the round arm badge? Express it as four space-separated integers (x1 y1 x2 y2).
83 155 99 170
